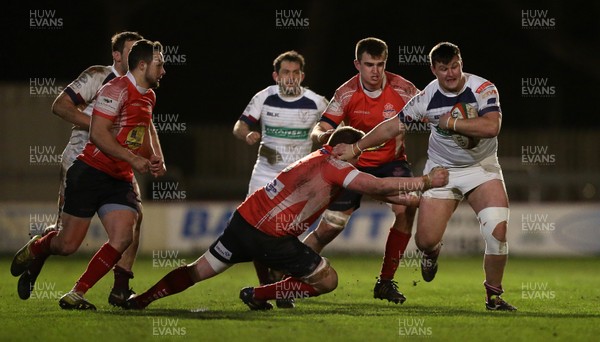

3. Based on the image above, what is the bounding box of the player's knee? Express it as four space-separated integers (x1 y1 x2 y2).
414 234 437 252
53 239 79 255
478 207 509 255
301 257 338 294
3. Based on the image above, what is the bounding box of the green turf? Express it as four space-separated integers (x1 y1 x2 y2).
1 254 599 341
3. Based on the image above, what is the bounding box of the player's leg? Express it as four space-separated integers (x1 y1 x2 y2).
415 197 459 282
246 243 337 310
126 211 255 310
13 159 94 300
466 179 516 311
373 203 415 304
13 212 92 299
59 207 136 310
125 252 230 310
108 177 143 307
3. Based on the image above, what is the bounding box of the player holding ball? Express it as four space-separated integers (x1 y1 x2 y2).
334 42 516 311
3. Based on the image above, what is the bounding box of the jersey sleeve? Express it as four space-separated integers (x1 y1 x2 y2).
322 157 358 187
240 89 268 125
92 81 126 121
64 66 111 106
398 90 428 123
475 81 501 116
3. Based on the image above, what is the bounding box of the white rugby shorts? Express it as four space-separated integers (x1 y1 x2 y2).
422 154 505 201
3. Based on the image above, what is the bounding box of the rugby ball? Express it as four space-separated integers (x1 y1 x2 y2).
450 103 480 149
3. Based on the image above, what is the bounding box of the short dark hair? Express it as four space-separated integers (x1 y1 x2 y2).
429 42 461 66
328 127 365 146
111 31 143 54
355 37 388 61
128 40 163 71
273 50 305 73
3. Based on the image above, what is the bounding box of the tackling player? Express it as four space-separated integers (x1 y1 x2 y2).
334 42 516 311
304 37 420 304
123 127 449 311
233 50 328 309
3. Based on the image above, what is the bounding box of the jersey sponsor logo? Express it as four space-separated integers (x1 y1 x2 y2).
213 241 232 260
264 179 285 199
264 126 310 139
126 126 146 149
96 95 119 114
353 110 370 115
475 81 493 93
266 111 279 117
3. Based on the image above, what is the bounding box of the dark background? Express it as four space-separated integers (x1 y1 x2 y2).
3 0 599 129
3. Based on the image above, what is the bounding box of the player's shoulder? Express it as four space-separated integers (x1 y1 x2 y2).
301 87 327 102
385 71 417 89
335 74 360 94
466 73 496 94
252 85 277 101
79 65 113 80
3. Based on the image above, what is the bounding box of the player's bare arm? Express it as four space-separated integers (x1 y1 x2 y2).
233 120 261 145
346 167 448 197
311 121 335 145
51 92 91 129
438 111 502 138
89 115 151 174
333 117 405 161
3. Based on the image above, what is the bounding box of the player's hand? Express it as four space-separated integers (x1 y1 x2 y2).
426 167 449 188
317 129 335 145
438 112 452 130
245 131 261 145
149 154 166 178
130 155 152 174
332 143 355 161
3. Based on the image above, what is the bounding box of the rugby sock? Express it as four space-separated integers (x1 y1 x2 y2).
30 230 58 257
135 266 195 308
74 243 121 294
113 265 134 290
484 281 504 301
379 229 411 280
253 261 272 285
253 277 320 300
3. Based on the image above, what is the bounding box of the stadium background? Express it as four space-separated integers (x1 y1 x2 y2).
1 0 599 257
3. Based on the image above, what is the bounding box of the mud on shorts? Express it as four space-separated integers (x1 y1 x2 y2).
327 159 413 211
208 211 323 278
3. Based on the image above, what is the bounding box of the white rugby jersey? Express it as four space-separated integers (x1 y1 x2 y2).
62 65 119 149
399 73 501 167
240 85 328 168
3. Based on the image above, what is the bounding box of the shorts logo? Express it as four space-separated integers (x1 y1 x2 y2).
214 241 232 260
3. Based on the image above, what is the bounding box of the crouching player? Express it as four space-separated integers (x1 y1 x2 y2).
125 126 449 310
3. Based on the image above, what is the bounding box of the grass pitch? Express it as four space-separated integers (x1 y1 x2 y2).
1 254 599 342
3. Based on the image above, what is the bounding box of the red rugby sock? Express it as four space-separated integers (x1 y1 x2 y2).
74 243 121 294
30 230 58 257
135 266 195 308
379 228 411 280
253 277 320 300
